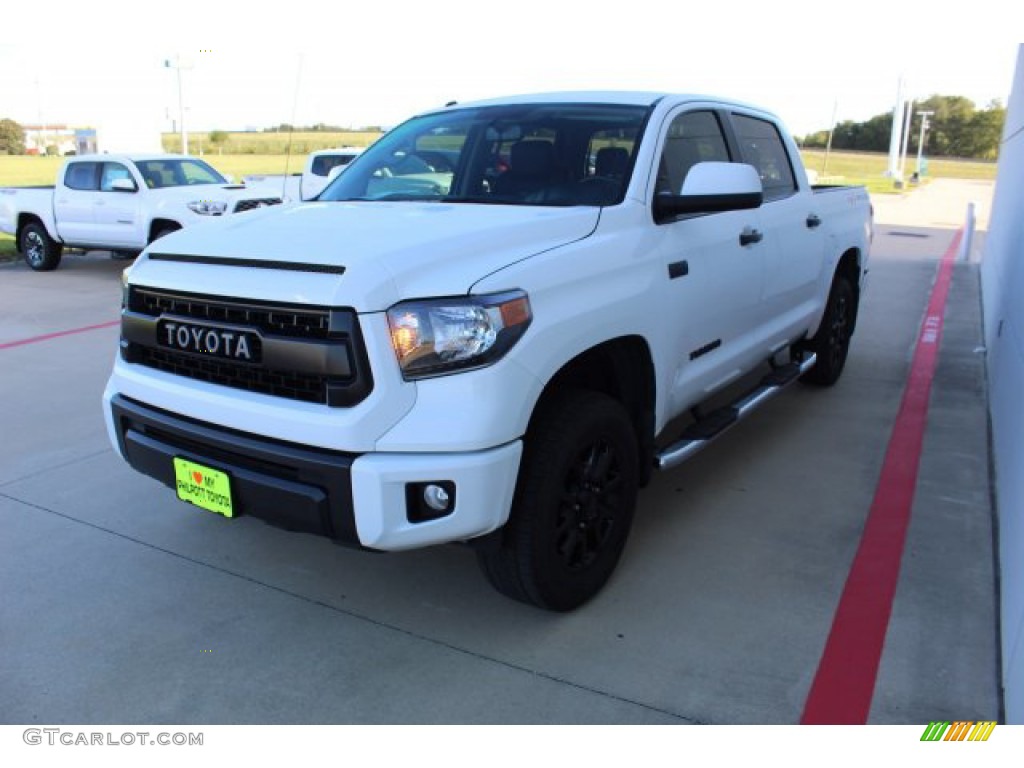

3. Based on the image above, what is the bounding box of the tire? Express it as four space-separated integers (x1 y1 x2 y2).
801 273 856 386
476 390 640 611
19 221 63 271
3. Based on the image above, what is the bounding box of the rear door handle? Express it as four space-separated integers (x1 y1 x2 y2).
806 214 822 229
739 227 763 246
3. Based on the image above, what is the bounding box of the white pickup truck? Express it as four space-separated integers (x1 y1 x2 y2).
104 92 872 610
0 154 283 271
242 146 366 202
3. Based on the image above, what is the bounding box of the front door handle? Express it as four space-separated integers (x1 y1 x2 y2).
806 213 822 229
739 227 763 246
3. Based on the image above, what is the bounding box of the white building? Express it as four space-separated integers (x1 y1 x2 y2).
23 124 77 155
981 43 1024 724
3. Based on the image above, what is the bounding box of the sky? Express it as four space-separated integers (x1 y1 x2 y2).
1 1 1019 140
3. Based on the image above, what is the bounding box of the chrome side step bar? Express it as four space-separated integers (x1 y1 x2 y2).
655 353 817 471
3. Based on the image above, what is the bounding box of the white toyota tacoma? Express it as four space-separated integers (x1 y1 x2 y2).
103 92 872 610
0 154 283 271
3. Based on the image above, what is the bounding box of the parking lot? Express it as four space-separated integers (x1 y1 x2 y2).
0 180 1002 724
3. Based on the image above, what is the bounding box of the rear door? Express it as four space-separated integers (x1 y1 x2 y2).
54 161 101 243
729 112 824 344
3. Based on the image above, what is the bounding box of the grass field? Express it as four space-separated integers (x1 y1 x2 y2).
161 131 382 156
0 146 998 262
802 149 998 192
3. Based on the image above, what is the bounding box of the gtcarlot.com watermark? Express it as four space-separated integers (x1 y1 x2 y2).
23 728 203 747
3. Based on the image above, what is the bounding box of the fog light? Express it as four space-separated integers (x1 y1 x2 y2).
423 484 450 512
405 481 456 523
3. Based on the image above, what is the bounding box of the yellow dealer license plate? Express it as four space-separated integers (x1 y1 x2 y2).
173 458 234 518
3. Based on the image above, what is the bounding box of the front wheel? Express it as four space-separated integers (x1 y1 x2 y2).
801 273 856 386
150 225 180 243
476 390 640 611
19 221 63 271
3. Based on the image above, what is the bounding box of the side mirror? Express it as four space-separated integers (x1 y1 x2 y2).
654 161 762 221
326 165 345 183
224 174 235 183
111 178 138 193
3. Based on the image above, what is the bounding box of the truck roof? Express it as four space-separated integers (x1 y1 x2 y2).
64 153 204 163
309 147 364 156
430 90 776 120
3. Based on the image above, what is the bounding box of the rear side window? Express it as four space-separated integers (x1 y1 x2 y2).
64 162 100 191
731 114 797 201
657 111 731 195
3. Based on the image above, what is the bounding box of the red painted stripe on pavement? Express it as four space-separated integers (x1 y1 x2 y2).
801 228 964 724
0 320 120 350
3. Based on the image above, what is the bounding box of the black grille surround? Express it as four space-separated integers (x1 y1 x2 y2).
233 197 283 213
122 286 373 407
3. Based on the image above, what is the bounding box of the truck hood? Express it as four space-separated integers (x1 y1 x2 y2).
138 201 600 311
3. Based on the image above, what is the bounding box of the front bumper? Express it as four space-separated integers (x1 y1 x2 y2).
107 394 521 551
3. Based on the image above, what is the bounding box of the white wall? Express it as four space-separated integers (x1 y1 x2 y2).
981 43 1024 724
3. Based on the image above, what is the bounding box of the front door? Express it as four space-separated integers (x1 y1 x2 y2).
648 108 767 415
94 162 143 248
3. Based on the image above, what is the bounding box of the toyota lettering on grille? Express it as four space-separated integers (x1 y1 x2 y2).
157 319 261 363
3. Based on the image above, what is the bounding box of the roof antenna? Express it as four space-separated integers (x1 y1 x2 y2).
281 54 304 200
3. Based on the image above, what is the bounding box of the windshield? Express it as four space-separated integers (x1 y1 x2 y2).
134 158 228 189
318 102 650 207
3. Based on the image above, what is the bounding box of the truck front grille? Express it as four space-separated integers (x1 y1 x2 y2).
234 198 283 213
123 287 372 407
131 288 331 339
134 347 330 404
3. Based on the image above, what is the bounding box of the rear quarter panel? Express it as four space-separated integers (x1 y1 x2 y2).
0 187 59 240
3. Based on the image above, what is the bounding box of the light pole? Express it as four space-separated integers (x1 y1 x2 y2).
822 99 838 176
887 77 906 179
899 97 914 182
164 56 192 154
916 111 934 178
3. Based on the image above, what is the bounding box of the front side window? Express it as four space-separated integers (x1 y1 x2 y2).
731 114 797 201
656 110 731 196
134 159 227 189
318 102 650 207
100 162 135 192
64 162 99 191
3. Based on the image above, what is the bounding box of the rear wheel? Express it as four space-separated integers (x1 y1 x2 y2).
19 221 63 271
477 390 640 611
801 273 855 386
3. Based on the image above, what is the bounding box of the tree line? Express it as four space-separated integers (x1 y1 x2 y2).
800 95 1005 160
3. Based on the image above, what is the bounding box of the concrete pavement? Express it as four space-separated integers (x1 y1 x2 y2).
0 182 1001 723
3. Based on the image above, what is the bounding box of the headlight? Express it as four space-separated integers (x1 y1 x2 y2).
387 290 532 380
187 200 228 215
